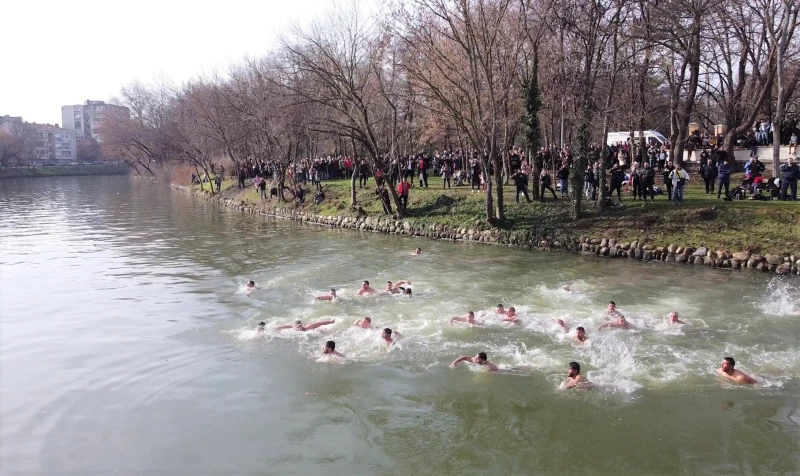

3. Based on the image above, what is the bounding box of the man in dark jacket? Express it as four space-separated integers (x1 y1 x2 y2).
662 162 675 200
638 162 656 201
610 163 624 200
780 157 799 201
717 160 732 199
511 170 531 203
700 159 718 194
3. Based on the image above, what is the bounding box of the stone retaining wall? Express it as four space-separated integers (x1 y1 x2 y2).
174 185 799 277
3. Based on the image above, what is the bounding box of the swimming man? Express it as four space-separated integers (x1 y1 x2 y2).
668 311 685 325
322 340 345 358
315 289 337 301
358 280 376 295
598 315 635 330
564 361 588 389
385 280 412 294
275 319 336 331
450 352 498 372
353 317 372 328
449 311 480 326
717 357 756 384
501 307 521 325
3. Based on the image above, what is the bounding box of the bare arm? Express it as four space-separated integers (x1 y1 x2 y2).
393 280 412 288
274 324 293 330
315 295 332 301
450 356 470 368
304 319 335 330
565 375 583 389
449 316 465 326
485 362 499 372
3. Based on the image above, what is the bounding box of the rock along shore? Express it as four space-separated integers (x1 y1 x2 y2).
173 184 800 278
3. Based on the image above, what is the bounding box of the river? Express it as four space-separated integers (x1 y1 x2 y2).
2 176 800 475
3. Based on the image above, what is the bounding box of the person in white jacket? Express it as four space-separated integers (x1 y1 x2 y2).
669 164 690 204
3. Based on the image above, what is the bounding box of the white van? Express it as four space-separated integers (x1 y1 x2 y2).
606 130 669 147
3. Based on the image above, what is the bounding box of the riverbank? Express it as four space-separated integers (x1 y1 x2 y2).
0 164 128 179
174 176 800 276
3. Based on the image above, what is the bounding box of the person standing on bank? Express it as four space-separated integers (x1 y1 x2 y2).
717 160 732 199
396 178 412 212
700 158 717 194
669 163 690 205
511 169 531 203
780 157 799 201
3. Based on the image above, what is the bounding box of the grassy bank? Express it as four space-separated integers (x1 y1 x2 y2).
0 164 128 179
190 175 800 256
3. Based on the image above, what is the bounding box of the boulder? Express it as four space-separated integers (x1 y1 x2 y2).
643 244 656 251
600 247 610 256
591 238 601 245
553 240 562 248
704 257 716 267
539 241 549 248
643 250 654 261
675 246 685 255
665 253 676 262
692 247 708 257
403 221 412 231
581 243 591 251
600 238 608 248
635 247 644 259
627 248 636 259
688 256 696 264
694 257 704 265
776 264 791 275
765 254 783 266
756 262 768 272
751 254 765 263
676 254 687 263
747 258 757 268
667 244 678 254
620 242 631 250
608 239 616 249
732 251 751 261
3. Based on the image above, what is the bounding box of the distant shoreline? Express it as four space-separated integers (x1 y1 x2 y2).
0 164 129 180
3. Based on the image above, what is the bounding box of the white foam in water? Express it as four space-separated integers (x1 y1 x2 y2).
225 270 800 397
759 277 799 316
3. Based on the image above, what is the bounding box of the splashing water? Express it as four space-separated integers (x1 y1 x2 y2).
759 277 800 316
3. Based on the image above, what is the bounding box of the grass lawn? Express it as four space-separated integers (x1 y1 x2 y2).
197 174 800 255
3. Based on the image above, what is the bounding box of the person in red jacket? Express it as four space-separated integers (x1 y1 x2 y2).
397 178 413 211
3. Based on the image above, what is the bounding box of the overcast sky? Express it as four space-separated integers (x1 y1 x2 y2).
1 0 353 125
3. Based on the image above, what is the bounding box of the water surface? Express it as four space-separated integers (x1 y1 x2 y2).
2 176 800 475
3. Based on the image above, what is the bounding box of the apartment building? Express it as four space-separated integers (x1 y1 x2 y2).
61 100 129 142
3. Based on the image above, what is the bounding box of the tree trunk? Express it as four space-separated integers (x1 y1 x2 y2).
350 138 358 206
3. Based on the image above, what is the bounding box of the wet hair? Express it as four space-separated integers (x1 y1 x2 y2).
608 301 616 306
404 288 412 295
363 280 370 286
248 280 255 286
330 288 336 294
415 248 421 252
724 357 735 367
569 362 581 374
468 311 475 317
383 328 392 336
497 304 504 308
326 340 335 350
477 352 488 361
258 321 265 327
576 326 585 333
508 306 516 313
363 317 372 323
294 320 302 326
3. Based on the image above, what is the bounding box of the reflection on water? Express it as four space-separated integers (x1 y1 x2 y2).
1 176 800 474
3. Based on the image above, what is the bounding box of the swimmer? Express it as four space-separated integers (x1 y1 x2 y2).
501 306 521 325
385 280 412 294
564 361 588 389
573 326 588 343
562 284 571 292
275 319 336 331
668 311 685 325
496 304 506 315
322 340 345 358
246 280 257 289
353 317 372 328
450 352 498 372
403 287 412 296
598 315 635 330
315 289 337 301
606 301 622 317
717 357 756 384
257 321 266 332
357 280 376 296
449 311 481 326
411 248 421 255
381 328 402 347
554 319 568 331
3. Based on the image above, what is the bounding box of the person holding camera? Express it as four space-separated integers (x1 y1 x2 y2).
780 157 799 201
668 163 690 205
